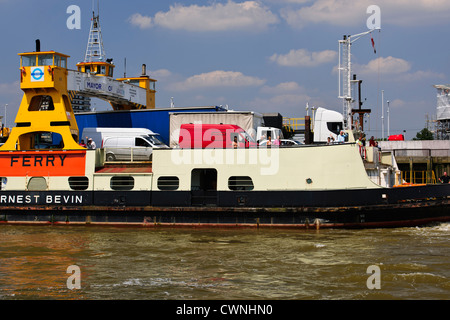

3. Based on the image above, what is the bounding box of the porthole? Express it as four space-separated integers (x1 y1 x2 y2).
157 176 179 191
110 176 134 191
68 176 89 190
228 176 254 191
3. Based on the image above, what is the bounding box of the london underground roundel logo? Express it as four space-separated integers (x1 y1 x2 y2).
30 67 45 82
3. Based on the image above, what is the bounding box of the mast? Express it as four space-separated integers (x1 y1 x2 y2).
84 6 106 62
338 29 378 130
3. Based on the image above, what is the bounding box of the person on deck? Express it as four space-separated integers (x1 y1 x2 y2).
86 137 96 149
439 172 450 183
337 131 345 143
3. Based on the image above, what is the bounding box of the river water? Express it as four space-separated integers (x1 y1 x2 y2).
0 223 448 301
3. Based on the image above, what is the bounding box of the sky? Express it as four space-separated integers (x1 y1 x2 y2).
0 0 449 140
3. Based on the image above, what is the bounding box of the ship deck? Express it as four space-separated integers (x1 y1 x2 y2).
95 163 153 174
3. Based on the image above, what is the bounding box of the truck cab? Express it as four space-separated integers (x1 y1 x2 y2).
178 123 256 149
313 107 344 143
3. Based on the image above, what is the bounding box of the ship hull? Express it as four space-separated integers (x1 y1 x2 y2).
1 185 449 228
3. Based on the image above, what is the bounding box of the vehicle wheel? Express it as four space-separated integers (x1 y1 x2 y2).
106 153 116 161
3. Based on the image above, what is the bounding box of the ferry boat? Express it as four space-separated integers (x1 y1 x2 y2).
0 48 449 229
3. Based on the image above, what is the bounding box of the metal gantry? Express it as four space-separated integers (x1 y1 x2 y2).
84 11 106 62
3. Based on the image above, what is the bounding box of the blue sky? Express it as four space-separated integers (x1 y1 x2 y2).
0 0 449 140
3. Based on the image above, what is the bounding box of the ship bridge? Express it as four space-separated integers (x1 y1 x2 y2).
68 62 156 110
0 46 157 152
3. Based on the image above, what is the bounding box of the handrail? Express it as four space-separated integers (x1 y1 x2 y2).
400 170 437 185
283 118 305 132
393 149 450 158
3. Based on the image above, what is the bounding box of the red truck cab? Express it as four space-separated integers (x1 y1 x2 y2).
178 124 256 148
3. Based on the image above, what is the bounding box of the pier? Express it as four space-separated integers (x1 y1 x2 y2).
379 140 450 184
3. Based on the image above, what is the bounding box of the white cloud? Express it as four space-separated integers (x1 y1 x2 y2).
280 0 450 29
170 70 266 91
280 0 367 29
128 13 152 29
129 1 279 32
353 56 445 82
149 69 172 79
270 48 337 67
356 56 411 75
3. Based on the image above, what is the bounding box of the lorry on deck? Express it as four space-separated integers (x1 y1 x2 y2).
169 111 264 147
312 107 345 143
178 123 257 149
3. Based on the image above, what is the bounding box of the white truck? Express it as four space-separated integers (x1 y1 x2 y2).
312 107 345 143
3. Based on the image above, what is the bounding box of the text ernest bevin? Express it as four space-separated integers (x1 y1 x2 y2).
0 194 83 205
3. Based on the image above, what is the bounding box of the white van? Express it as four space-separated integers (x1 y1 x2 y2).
82 128 160 146
81 127 168 161
256 127 283 144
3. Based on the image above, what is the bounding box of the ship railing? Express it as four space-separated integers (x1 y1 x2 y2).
102 147 153 163
283 117 305 133
392 148 450 158
399 170 437 185
364 146 392 166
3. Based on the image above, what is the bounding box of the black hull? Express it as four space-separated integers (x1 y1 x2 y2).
1 184 449 229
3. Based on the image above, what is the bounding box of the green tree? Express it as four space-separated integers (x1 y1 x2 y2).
413 128 434 140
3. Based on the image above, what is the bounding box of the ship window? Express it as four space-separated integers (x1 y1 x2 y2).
60 57 67 69
110 176 134 191
228 176 254 191
22 55 37 67
68 177 89 190
327 122 344 136
54 55 60 67
157 176 179 191
38 54 54 66
27 177 47 191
